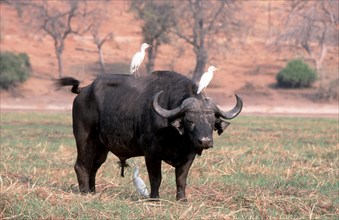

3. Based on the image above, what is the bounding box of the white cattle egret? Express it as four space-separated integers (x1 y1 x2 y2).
130 43 151 77
197 66 218 94
132 165 149 198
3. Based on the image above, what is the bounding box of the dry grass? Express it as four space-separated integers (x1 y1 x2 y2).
0 112 338 219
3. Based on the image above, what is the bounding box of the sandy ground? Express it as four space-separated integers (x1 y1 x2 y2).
1 88 337 118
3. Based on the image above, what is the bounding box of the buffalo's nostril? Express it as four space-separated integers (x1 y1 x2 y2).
198 137 212 148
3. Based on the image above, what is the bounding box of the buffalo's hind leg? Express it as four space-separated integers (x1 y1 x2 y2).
74 153 93 193
74 122 104 193
89 144 109 192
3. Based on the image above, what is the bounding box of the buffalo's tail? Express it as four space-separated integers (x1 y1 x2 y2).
55 77 82 94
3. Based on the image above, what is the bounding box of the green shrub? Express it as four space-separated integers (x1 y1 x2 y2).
276 59 317 88
0 51 31 89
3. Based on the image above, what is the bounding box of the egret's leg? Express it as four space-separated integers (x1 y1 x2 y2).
134 69 139 78
201 89 209 99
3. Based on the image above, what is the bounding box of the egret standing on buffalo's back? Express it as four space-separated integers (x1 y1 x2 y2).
197 66 218 95
130 43 151 78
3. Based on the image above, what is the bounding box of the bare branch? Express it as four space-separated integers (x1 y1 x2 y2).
11 0 102 77
173 29 195 45
275 0 339 84
170 0 243 81
94 32 113 48
63 1 78 39
206 1 225 32
321 0 338 24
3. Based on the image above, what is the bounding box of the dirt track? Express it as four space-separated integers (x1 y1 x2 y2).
1 102 337 119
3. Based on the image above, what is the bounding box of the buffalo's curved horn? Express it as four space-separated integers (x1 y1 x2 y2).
153 91 189 118
214 94 243 119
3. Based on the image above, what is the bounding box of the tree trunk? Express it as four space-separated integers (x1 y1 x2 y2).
192 47 207 83
191 0 207 83
56 51 63 78
308 43 327 87
98 45 105 74
146 40 158 74
317 43 327 87
55 40 64 78
146 48 154 74
266 1 272 44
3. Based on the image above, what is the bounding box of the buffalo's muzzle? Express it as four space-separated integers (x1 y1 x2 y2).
198 137 213 149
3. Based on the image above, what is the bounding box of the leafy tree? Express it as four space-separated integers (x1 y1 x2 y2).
171 0 241 82
130 1 175 73
131 0 243 81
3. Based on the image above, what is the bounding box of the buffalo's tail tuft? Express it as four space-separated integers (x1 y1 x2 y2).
55 77 81 94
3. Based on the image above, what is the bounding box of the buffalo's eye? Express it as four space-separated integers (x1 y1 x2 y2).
207 117 215 124
186 121 195 131
205 114 215 124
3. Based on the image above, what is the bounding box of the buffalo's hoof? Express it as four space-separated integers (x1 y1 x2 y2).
177 197 188 202
147 197 160 202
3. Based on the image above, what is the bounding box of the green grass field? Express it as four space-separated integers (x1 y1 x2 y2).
0 112 338 219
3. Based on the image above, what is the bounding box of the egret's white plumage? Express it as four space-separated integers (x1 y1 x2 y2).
130 43 151 77
132 165 149 198
197 66 218 94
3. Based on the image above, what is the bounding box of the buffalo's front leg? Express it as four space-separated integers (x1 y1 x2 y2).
175 154 196 201
145 156 162 199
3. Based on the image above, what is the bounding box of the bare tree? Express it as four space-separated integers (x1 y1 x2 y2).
92 30 113 74
89 4 114 74
9 0 92 77
130 1 175 73
171 0 241 82
277 0 339 84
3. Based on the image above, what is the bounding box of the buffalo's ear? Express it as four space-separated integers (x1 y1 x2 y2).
214 118 230 135
171 119 184 135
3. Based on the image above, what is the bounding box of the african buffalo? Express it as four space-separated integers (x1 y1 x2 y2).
57 71 242 201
